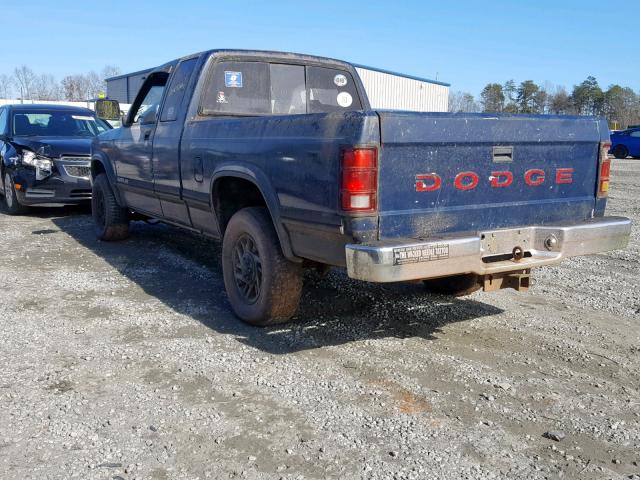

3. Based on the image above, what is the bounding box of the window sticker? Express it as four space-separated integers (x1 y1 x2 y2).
216 91 228 104
72 115 94 121
333 74 348 87
336 92 353 108
224 71 243 88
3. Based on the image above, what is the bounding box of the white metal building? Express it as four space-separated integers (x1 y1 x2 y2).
355 65 449 112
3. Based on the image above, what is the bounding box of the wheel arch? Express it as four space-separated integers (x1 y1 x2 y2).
210 167 299 262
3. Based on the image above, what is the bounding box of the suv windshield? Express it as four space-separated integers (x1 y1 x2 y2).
11 111 110 137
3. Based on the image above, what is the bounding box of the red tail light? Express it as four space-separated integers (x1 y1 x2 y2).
597 141 611 198
341 147 377 212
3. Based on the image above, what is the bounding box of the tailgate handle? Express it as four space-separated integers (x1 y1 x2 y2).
493 146 513 163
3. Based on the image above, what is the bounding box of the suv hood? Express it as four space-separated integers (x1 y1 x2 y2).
11 137 92 158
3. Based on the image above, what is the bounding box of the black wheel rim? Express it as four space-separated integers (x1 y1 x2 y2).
94 188 106 229
232 233 262 304
4 175 13 209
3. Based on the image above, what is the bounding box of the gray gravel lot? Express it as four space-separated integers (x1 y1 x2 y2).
0 159 639 480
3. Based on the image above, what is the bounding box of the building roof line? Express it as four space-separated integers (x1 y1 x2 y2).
352 63 450 87
105 67 153 82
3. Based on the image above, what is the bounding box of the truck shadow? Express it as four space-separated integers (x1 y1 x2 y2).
52 215 504 354
0 201 91 218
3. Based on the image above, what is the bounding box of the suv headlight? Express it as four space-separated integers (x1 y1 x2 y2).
21 150 53 180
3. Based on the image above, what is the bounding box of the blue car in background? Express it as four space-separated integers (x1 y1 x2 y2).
610 128 640 159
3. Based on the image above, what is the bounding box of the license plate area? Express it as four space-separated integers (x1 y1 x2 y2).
481 228 533 256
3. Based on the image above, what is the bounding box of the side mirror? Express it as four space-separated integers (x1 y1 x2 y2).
139 107 158 125
95 99 121 121
120 113 129 127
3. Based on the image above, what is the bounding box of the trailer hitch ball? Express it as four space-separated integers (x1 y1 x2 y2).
512 246 524 261
544 234 558 251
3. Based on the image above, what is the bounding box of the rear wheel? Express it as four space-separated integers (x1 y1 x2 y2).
92 173 129 241
3 172 28 215
423 273 482 297
222 207 303 326
612 145 628 159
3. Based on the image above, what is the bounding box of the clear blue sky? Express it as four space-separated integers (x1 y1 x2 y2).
3 0 639 95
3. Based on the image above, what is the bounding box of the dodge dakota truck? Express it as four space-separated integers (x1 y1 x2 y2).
90 49 632 326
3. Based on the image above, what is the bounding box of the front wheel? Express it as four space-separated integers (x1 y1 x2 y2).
92 173 130 241
3 173 28 215
222 207 303 326
612 145 628 159
423 273 482 297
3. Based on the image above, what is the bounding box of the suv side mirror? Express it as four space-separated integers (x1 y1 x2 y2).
120 112 129 127
95 99 121 121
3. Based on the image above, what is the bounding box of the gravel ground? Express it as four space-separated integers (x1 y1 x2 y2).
0 159 638 480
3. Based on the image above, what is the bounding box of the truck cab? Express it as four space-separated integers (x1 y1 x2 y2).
91 49 631 326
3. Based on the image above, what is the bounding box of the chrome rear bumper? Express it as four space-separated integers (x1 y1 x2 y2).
345 216 632 283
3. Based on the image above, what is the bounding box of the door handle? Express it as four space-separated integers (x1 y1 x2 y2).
194 156 204 183
144 131 151 141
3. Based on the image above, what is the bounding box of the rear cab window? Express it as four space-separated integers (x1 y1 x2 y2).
199 58 361 116
306 65 362 113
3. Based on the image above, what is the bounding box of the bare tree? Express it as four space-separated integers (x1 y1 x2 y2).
102 65 121 81
32 73 63 100
0 74 13 99
61 75 86 101
60 68 119 100
86 71 103 99
449 91 479 113
101 65 121 97
13 65 36 100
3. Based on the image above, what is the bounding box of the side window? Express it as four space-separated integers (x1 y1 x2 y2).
270 64 306 115
160 58 197 122
201 61 270 115
0 108 7 135
130 73 168 124
306 66 362 113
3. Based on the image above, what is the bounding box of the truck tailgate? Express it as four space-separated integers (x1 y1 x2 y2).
377 112 608 239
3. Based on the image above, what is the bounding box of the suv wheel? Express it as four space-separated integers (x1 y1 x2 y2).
92 173 130 241
3 173 28 215
222 207 303 326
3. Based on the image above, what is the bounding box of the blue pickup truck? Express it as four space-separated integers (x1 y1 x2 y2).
91 49 631 326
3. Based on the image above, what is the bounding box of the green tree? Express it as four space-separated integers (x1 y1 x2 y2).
533 88 548 114
548 87 573 114
517 80 540 113
480 83 505 112
604 85 640 129
503 79 517 112
571 76 604 116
